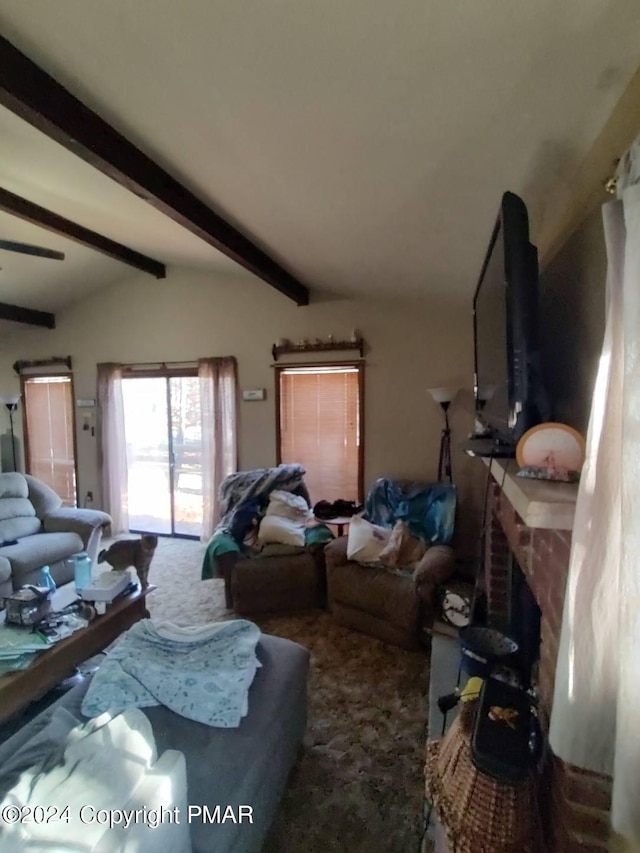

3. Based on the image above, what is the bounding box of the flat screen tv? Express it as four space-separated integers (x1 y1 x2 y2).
472 191 548 451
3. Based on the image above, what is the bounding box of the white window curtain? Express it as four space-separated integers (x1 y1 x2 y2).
549 137 640 843
198 357 238 542
96 363 129 535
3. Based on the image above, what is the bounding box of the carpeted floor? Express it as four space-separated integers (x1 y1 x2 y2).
125 535 432 853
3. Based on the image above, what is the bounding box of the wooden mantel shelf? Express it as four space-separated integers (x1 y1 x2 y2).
483 457 578 531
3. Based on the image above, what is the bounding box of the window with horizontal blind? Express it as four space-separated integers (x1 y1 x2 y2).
22 375 77 506
276 364 363 504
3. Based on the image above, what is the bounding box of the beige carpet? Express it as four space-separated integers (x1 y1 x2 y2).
117 535 431 853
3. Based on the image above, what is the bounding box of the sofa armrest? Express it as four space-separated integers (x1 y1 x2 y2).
324 535 349 565
43 507 112 547
413 545 456 611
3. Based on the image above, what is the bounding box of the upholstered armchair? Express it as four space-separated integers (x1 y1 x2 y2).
201 465 331 615
325 537 456 649
324 478 458 649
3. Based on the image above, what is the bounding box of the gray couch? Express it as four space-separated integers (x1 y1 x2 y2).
0 472 112 597
0 634 309 853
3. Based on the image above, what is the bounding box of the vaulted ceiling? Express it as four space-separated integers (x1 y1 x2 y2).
0 0 639 324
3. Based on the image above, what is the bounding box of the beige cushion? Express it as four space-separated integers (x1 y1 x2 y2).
378 519 428 568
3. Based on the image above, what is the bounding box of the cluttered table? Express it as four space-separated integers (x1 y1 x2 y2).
0 581 154 724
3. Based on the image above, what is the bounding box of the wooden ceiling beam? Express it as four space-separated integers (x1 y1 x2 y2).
0 188 166 278
0 35 310 305
0 300 55 328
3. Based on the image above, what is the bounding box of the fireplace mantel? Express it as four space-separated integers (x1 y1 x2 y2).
482 464 612 852
426 464 609 853
483 457 578 531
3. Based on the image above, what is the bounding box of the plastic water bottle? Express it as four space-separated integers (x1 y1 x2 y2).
41 565 56 594
73 553 93 591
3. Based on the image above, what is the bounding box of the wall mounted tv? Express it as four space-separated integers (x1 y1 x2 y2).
472 191 548 452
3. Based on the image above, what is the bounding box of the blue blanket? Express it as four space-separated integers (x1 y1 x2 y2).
364 478 456 544
81 619 261 727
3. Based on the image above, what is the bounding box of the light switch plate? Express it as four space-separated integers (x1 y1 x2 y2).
76 399 96 408
242 389 266 401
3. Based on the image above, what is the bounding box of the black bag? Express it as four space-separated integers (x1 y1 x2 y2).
313 499 363 520
471 677 537 782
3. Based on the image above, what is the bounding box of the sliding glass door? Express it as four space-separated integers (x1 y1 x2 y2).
121 375 203 538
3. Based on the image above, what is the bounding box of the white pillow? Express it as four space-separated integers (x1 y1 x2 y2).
266 489 310 521
258 514 306 547
346 514 391 564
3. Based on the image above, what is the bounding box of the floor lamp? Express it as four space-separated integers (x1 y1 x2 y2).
2 395 20 472
428 387 456 484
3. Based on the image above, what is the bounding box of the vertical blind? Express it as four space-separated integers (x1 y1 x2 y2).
23 376 76 506
278 365 362 504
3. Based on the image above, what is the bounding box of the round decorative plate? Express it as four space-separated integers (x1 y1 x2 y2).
516 422 586 473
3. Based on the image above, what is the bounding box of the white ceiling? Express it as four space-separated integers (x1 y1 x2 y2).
0 0 638 313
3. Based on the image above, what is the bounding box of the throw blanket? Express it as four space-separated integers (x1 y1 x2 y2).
219 463 307 520
365 478 456 545
201 463 308 579
0 708 190 853
81 619 261 727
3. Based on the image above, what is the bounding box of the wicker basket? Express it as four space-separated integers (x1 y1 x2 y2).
425 701 545 853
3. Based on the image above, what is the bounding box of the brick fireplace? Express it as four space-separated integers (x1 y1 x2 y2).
484 462 612 852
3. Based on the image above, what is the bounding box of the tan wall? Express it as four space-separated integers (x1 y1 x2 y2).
0 266 484 554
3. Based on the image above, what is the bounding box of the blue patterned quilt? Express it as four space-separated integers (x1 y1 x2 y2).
81 619 261 727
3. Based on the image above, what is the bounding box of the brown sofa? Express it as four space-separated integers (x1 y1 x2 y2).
324 536 456 649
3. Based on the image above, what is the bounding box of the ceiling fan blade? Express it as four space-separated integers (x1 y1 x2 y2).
0 239 65 260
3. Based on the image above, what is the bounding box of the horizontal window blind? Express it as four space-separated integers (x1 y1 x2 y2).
278 365 362 504
23 376 76 506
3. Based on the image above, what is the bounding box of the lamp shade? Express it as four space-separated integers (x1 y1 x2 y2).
428 387 457 405
0 394 20 408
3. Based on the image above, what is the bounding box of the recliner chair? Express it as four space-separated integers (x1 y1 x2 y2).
204 467 329 615
324 479 458 649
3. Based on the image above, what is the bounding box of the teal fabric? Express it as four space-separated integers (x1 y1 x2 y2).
201 531 239 580
201 524 333 579
305 524 334 546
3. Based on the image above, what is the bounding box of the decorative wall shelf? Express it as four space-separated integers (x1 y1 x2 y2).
271 338 364 361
